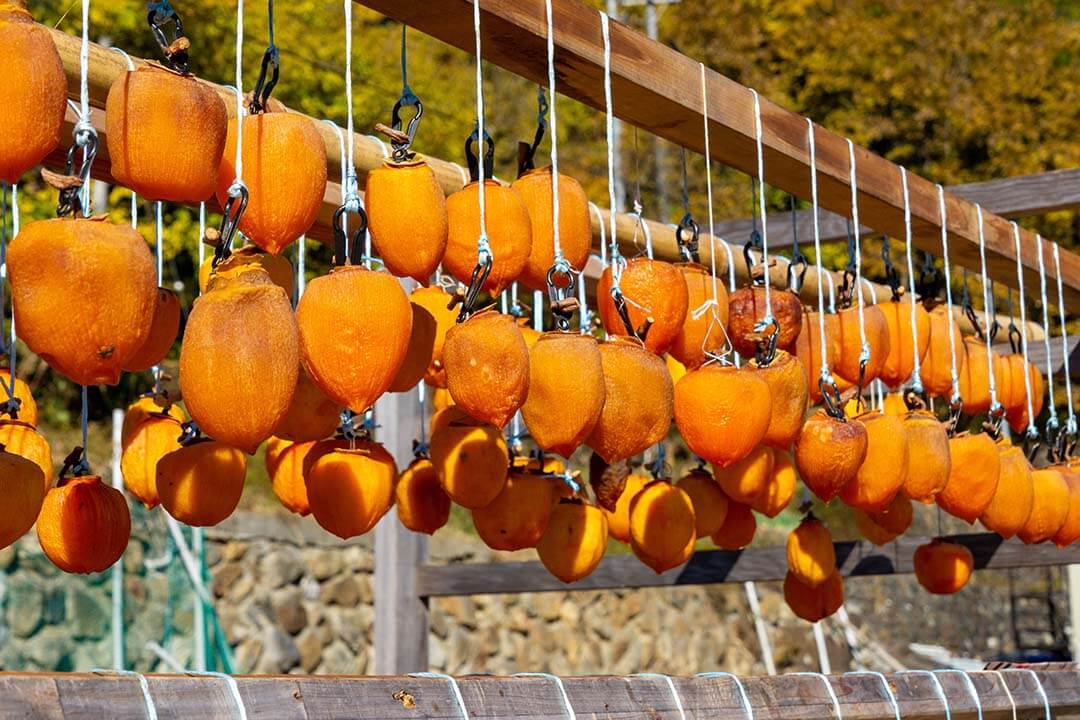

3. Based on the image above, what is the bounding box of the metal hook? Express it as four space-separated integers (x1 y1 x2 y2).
547 259 579 332
332 202 368 268
211 183 249 267
465 127 495 182
147 2 189 74
676 213 700 264
457 250 493 323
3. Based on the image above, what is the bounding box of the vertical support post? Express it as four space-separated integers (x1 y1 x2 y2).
373 387 428 673
1068 565 1080 660
193 528 206 671
743 581 775 675
110 408 125 670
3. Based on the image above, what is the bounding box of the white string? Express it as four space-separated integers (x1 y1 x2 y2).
534 289 544 332
79 0 90 119
932 670 982 720
1011 223 1038 438
807 121 831 382
787 673 843 719
410 672 470 719
198 202 206 270
7 184 14 357
323 120 350 239
92 670 158 720
591 202 607 268
700 64 720 308
297 234 306 300
543 0 563 263
130 191 138 229
472 0 490 258
341 0 358 211
895 670 950 720
152 201 164 387
937 185 962 404
1053 243 1077 435
723 240 737 293
748 89 772 320
697 672 754 719
899 168 923 392
635 674 686 720
1037 235 1059 428
846 140 870 373
844 672 900 720
599 12 621 283
999 669 1051 720
975 205 1001 414
825 270 837 313
228 0 246 198
186 671 247 720
986 671 1017 720
514 673 576 719
578 265 589 333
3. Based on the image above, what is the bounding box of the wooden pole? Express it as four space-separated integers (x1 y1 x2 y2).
349 0 1080 306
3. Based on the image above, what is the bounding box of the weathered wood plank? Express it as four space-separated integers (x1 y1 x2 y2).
0 674 64 720
54 675 150 720
415 533 1080 598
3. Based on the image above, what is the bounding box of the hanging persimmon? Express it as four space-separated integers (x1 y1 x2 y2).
305 442 397 539
0 0 66 183
784 569 844 623
0 447 44 550
513 167 592 290
444 180 532 294
0 418 52 492
726 285 803 358
123 287 181 372
264 439 318 516
586 337 673 463
297 264 411 414
979 441 1033 539
472 469 557 551
199 244 295 298
787 515 837 588
120 412 183 509
157 440 247 527
216 112 327 255
710 500 757 550
272 367 341 443
881 392 907 416
537 499 608 583
1052 468 1080 548
676 467 729 538
713 444 774 505
1017 468 1071 544
750 350 809 450
596 258 690 355
122 395 185 448
0 369 37 428
834 305 891 385
389 299 439 393
180 263 299 454
9 217 157 386
957 338 1005 415
922 304 965 398
521 332 605 458
1007 359 1045 434
794 410 868 503
37 475 130 574
795 311 840 404
937 432 1000 523
668 264 730 370
407 286 458 388
442 310 530 429
841 411 908 512
395 457 451 535
665 353 688 386
628 480 696 574
901 410 951 503
106 64 227 202
855 493 913 545
751 449 797 518
879 300 930 388
913 539 974 595
602 472 648 544
366 158 448 282
674 364 772 468
429 406 509 509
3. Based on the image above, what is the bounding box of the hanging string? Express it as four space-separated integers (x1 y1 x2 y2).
932 670 982 720
296 234 306 301
471 0 491 264
80 384 89 465
843 672 899 720
230 0 246 195
748 89 772 321
1052 243 1077 438
895 670 950 720
543 0 563 265
599 14 620 278
937 185 962 406
974 205 1001 417
846 140 870 390
699 64 720 312
1037 235 1059 434
71 0 96 215
341 0 359 211
807 121 831 387
1 183 17 406
151 201 165 393
322 119 350 242
899 167 923 393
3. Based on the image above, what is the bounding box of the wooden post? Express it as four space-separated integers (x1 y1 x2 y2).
373 388 428 674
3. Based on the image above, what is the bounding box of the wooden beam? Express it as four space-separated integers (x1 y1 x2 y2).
351 0 1080 307
414 532 1080 598
2 669 1077 718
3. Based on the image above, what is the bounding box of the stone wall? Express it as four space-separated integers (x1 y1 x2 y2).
0 507 1058 674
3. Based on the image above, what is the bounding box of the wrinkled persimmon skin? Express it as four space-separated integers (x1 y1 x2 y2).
914 540 973 595
513 167 592 291
443 311 530 430
751 450 797 518
597 258 689 355
106 65 227 202
835 305 891 385
676 468 729 538
750 350 808 450
429 407 510 509
157 441 247 527
405 286 458 388
537 500 608 583
713 444 773 505
121 414 184 509
521 333 605 458
795 311 840 404
710 501 757 550
444 181 532 294
879 300 930 388
979 442 1033 539
603 473 649 544
1017 468 1071 545
855 493 913 545
937 432 1000 523
37 476 131 575
1007 359 1045 434
472 471 556 551
794 411 868 503
901 411 951 503
674 365 771 468
0 419 53 491
786 516 836 588
199 245 295 297
0 450 44 551
272 367 341 443
922 305 965 398
366 158 449 283
727 286 802 359
841 411 908 512
389 301 439 393
123 287 181 373
958 338 1006 415
629 480 697 574
668 263 729 370
784 569 844 623
586 339 673 463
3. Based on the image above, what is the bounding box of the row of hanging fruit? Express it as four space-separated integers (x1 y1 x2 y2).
0 0 1077 626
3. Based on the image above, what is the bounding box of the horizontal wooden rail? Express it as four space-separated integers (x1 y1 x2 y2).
352 0 1080 307
1 668 1076 718
415 532 1080 598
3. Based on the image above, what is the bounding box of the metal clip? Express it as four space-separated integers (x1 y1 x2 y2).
946 397 965 436
59 446 90 480
456 249 493 323
820 375 846 421
390 94 423 162
546 259 579 332
147 1 189 74
517 86 548 177
465 127 495 183
675 213 700 264
212 183 249 267
331 201 368 268
753 316 780 367
249 46 280 114
56 131 99 218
